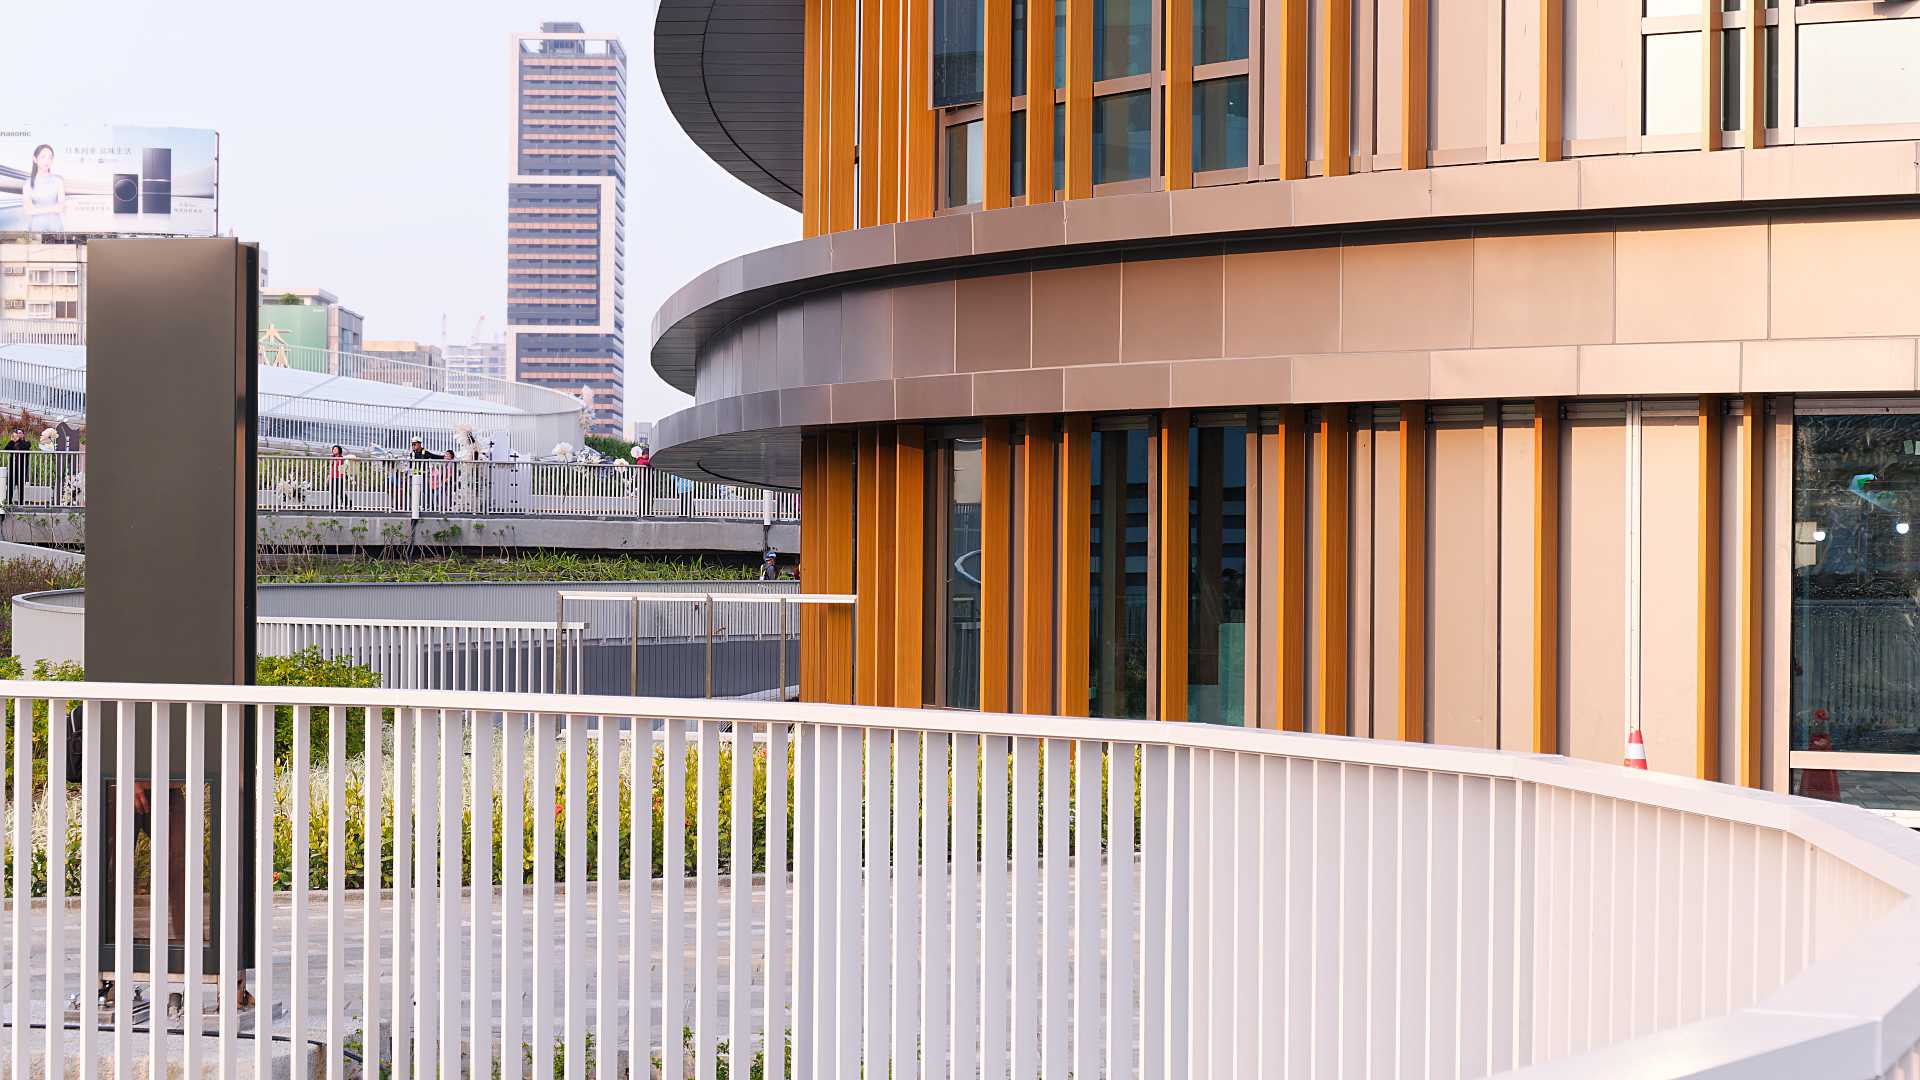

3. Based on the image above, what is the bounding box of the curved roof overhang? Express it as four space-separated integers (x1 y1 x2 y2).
655 0 806 211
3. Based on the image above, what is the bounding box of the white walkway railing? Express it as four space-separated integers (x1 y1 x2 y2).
259 617 586 694
0 451 802 522
0 682 1916 1079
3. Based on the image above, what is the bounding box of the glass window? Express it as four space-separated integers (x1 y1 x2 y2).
1095 0 1151 79
1193 0 1248 65
1642 33 1701 136
1799 20 1920 129
1094 90 1152 184
1090 429 1150 719
1189 423 1247 725
1792 414 1920 765
1009 103 1066 198
1792 769 1920 814
1192 76 1249 172
945 119 985 207
934 0 985 107
945 438 984 710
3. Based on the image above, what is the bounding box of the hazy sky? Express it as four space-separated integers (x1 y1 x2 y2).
2 0 800 426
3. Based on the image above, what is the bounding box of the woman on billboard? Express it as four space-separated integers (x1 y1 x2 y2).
24 144 66 232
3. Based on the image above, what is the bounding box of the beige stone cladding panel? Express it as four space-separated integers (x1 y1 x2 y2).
1341 234 1474 353
891 280 957 378
1033 262 1123 367
1638 415 1701 778
1430 346 1579 400
1560 417 1627 765
955 271 1034 373
1223 245 1341 358
1121 253 1225 364
1430 419 1496 749
1742 339 1918 394
1771 209 1920 340
1614 219 1768 345
838 286 895 383
1579 342 1741 396
1472 229 1614 349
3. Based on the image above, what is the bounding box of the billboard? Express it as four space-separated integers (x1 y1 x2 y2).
0 126 218 236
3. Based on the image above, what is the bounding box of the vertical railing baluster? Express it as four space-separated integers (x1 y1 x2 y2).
393 706 415 1080
114 699 136 1078
328 704 348 1080
416 708 440 1076
729 717 752 1077
1107 743 1138 1080
838 727 862 1077
662 717 687 1080
473 709 497 1080
1139 744 1169 1080
503 712 527 1080
219 702 244 1080
952 733 980 1080
8 695 29 1080
80 701 103 1080
440 708 462 1080
182 704 204 1080
631 716 656 1080
981 735 1011 1080
255 701 276 1080
1073 739 1102 1080
922 732 952 1080
151 701 173 1080
564 715 589 1080
46 696 70 1080
598 713 621 1080
1012 738 1041 1079
893 730 922 1080
290 698 311 1074
532 712 558 1080
765 720 790 1080
864 729 892 1079
694 720 720 1078
362 701 386 1080
1041 737 1069 1080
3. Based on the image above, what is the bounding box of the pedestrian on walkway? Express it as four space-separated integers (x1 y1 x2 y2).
327 444 348 508
3 428 30 505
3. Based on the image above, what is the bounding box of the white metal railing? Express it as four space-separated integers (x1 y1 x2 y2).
259 617 586 694
0 681 1916 1079
557 591 855 699
0 451 802 522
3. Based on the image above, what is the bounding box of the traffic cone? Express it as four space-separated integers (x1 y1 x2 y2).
1624 725 1648 770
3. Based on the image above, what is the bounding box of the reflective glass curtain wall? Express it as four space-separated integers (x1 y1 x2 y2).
1189 423 1248 724
1089 429 1151 719
1791 413 1920 810
945 438 985 708
934 0 985 106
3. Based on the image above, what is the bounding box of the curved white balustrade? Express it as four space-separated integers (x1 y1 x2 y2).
0 681 1914 1079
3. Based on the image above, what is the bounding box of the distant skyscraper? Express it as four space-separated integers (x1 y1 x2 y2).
507 21 627 436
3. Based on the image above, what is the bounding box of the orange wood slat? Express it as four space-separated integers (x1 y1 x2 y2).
802 0 826 234
1276 0 1308 179
829 0 860 231
1744 0 1766 150
1697 396 1724 781
1736 394 1765 787
800 432 822 699
856 427 882 705
1021 418 1058 713
877 0 905 223
1166 0 1194 190
1317 405 1350 735
1702 0 1722 152
984 0 1014 209
1401 0 1429 170
1058 415 1093 717
824 430 858 702
860 0 884 226
895 425 928 706
1275 406 1307 731
981 420 1015 711
1398 402 1427 742
1159 411 1191 721
1539 0 1564 162
1321 0 1352 176
1026 0 1057 202
1532 399 1561 754
1064 0 1094 198
905 0 937 217
877 430 899 705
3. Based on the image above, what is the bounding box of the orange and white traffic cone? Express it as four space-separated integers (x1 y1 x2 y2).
1624 725 1648 770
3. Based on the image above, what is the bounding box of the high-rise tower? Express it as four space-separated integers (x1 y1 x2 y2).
507 21 626 438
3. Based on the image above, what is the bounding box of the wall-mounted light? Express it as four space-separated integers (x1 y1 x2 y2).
1898 522 1910 536
1814 529 1828 542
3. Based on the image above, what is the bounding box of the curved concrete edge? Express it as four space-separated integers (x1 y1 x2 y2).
0 513 799 554
655 0 805 209
0 539 82 565
648 141 1920 392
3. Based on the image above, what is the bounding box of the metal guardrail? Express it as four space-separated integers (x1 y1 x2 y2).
558 590 856 699
0 681 1914 1079
0 451 801 522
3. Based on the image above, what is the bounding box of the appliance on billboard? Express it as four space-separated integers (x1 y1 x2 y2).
0 126 217 236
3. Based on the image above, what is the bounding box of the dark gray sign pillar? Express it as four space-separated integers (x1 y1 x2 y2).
86 238 259 979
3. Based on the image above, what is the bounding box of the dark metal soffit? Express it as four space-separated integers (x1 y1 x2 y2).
655 0 805 210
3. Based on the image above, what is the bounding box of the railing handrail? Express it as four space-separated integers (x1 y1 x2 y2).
259 615 587 631
557 590 850 604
